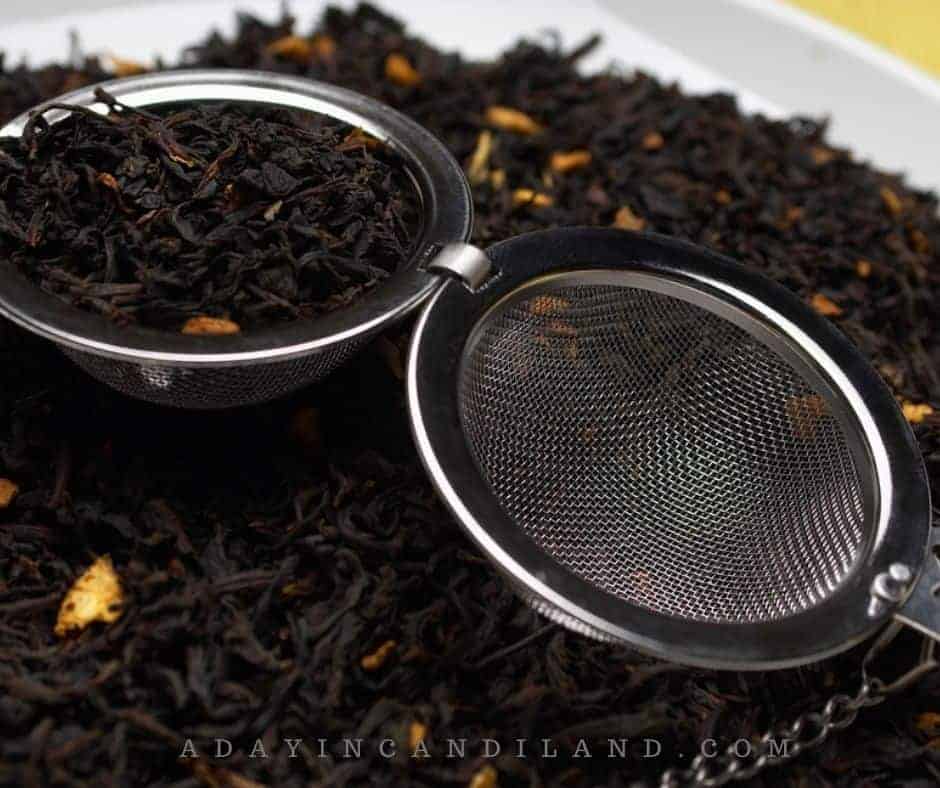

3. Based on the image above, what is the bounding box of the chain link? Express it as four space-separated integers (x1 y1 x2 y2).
659 678 885 788
659 627 938 788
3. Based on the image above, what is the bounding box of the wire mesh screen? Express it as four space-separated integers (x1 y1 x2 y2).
457 278 870 624
62 334 367 409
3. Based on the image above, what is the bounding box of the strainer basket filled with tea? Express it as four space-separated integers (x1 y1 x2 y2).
0 70 474 408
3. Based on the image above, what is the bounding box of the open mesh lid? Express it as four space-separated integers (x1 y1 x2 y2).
407 228 931 670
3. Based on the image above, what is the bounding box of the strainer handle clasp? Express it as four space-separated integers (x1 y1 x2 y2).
895 540 940 644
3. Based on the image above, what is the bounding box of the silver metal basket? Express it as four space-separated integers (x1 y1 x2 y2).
0 70 473 409
408 228 936 673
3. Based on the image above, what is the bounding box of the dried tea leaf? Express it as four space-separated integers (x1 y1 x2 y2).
810 293 843 317
290 407 323 454
613 205 646 231
181 317 241 336
385 53 422 86
376 336 405 380
910 228 931 254
549 149 591 173
902 402 934 424
191 762 266 788
0 478 19 508
469 765 498 788
337 127 381 151
361 640 397 671
485 106 543 135
55 556 124 637
512 188 553 208
281 576 316 598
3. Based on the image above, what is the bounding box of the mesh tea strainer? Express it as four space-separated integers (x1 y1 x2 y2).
0 70 473 408
408 229 937 784
2 73 938 785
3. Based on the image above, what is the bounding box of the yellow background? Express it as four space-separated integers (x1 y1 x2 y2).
787 0 940 77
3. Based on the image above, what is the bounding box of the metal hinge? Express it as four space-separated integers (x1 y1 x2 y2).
425 243 493 290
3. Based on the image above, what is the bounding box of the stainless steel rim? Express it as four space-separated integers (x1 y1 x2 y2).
0 70 473 366
407 227 931 670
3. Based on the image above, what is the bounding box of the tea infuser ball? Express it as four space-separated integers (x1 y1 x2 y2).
2 71 939 784
408 227 938 782
0 70 474 409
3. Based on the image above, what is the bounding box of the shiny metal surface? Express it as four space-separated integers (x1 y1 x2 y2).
458 275 868 624
0 70 473 407
896 536 940 638
408 228 932 669
427 243 493 290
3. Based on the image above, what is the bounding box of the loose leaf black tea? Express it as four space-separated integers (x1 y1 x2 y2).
0 90 419 331
1 4 939 788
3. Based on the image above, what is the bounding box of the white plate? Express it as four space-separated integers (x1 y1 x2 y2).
2 0 938 191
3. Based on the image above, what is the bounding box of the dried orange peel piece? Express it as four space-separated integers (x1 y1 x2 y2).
385 53 422 86
181 316 241 335
810 293 843 317
902 402 934 424
512 188 553 208
469 765 498 788
361 640 397 671
55 555 124 637
0 478 18 508
485 106 542 135
549 149 591 173
612 205 646 231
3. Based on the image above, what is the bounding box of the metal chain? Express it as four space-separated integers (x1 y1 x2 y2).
659 627 938 788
